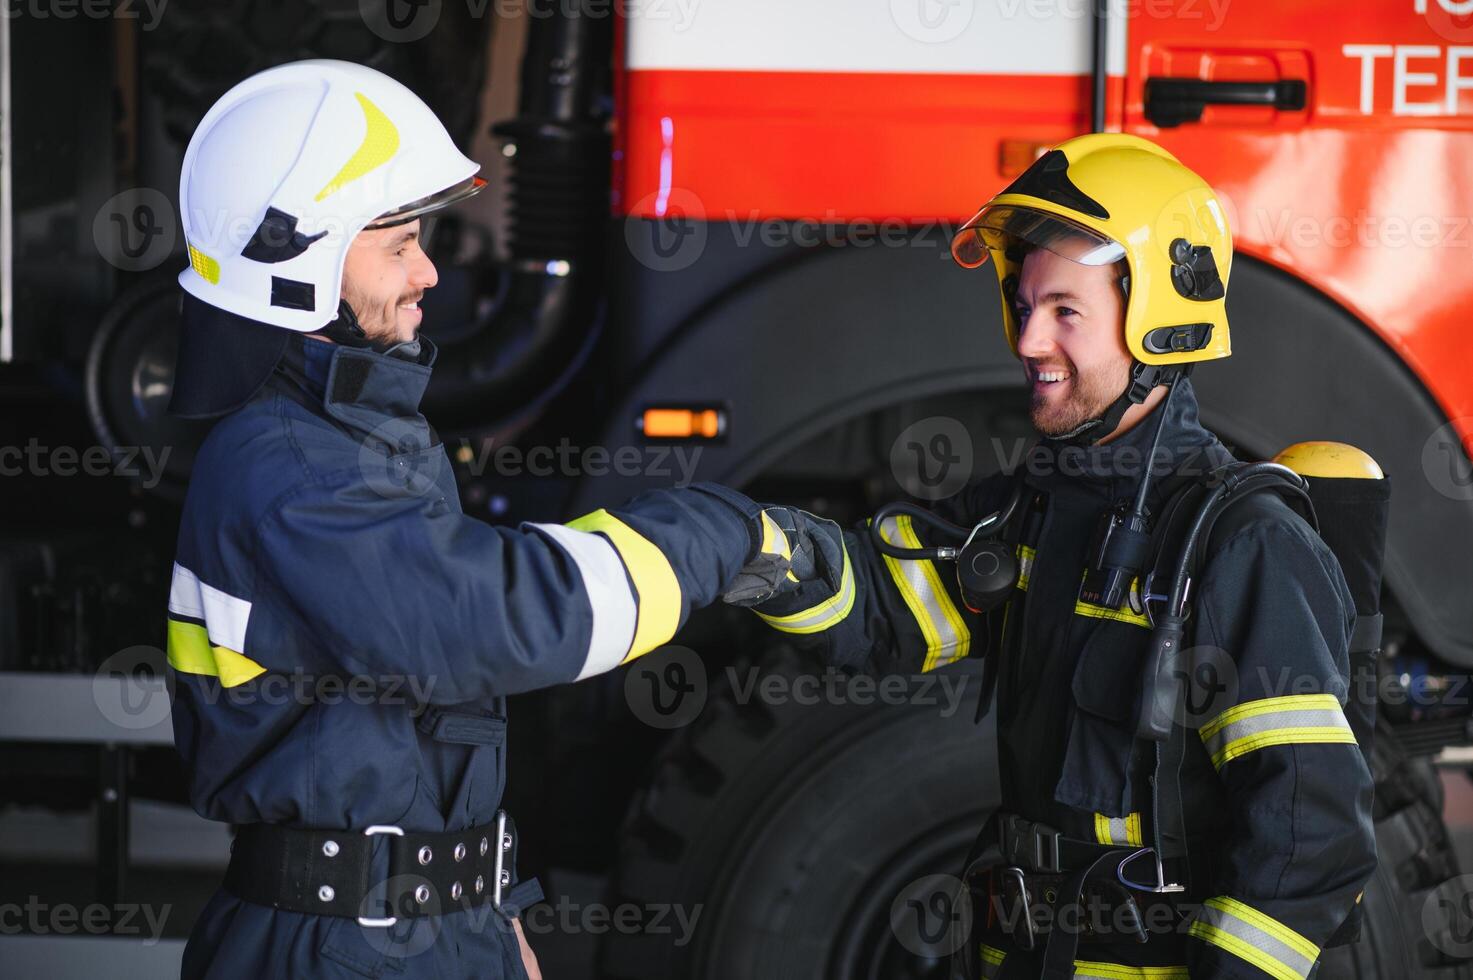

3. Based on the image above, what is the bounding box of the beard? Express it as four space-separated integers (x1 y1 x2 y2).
340 280 416 346
1029 359 1130 439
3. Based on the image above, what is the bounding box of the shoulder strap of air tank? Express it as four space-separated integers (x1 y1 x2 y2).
974 471 1046 726
1139 450 1248 882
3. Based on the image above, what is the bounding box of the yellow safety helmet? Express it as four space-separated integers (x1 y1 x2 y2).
951 133 1233 367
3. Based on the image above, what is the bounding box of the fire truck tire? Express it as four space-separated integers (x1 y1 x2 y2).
1318 728 1473 978
599 648 992 979
601 651 1470 979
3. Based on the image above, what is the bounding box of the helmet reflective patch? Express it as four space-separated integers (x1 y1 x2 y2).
188 244 220 284
314 92 401 203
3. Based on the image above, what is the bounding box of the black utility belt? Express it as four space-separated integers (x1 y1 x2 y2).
224 810 542 925
978 813 1193 951
981 865 1190 950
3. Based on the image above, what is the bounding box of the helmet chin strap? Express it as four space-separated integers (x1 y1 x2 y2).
1051 360 1191 448
317 299 424 362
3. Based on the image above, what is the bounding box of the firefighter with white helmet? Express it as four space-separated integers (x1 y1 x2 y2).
166 59 819 979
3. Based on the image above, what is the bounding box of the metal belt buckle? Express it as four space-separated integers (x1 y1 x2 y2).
1000 867 1036 951
1116 847 1185 895
358 825 405 927
492 810 508 910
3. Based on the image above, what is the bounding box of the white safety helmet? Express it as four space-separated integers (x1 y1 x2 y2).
177 59 484 331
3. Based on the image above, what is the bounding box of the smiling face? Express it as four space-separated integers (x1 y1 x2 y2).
1011 245 1135 440
339 219 439 346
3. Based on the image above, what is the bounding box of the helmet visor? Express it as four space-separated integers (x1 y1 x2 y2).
951 204 1125 270
365 175 487 230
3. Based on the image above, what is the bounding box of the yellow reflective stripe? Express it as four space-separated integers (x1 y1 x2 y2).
1016 544 1034 592
315 92 401 202
1189 896 1319 980
567 509 681 662
978 942 1005 977
878 515 971 672
1073 961 1189 980
1199 694 1356 770
913 518 972 672
754 546 856 634
1093 812 1143 846
758 510 798 583
976 943 1188 980
166 619 266 688
1073 571 1151 629
187 244 220 284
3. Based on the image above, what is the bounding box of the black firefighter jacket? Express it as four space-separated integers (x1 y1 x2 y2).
750 377 1376 980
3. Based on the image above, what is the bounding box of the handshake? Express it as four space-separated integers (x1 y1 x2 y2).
720 506 846 608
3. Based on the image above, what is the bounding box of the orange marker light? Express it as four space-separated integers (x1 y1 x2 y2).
640 407 726 440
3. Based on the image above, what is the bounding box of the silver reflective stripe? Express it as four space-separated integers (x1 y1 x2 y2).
1189 896 1318 980
530 523 638 680
1199 694 1356 770
1093 812 1142 846
877 515 970 671
169 562 252 651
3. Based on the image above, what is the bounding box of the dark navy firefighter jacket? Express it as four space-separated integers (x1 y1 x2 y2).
750 378 1376 980
167 334 769 979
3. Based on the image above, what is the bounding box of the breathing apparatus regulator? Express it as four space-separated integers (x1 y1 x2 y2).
866 371 1200 619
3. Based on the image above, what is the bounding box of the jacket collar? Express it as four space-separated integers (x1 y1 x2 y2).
277 333 438 438
1019 376 1231 506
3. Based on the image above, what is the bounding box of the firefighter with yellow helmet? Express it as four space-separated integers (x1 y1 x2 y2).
734 133 1377 979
